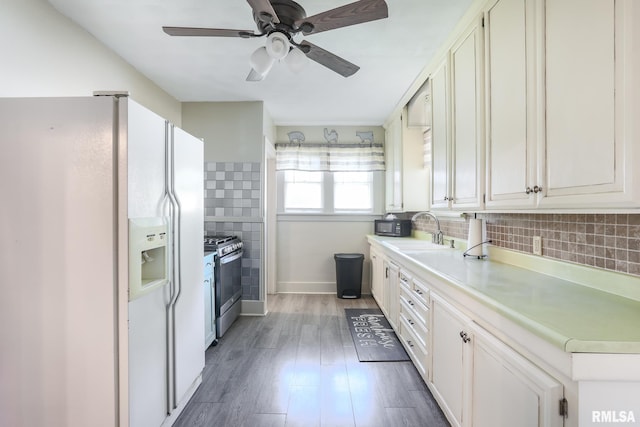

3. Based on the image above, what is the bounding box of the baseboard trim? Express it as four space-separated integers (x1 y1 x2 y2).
240 299 267 316
277 281 338 294
277 281 371 295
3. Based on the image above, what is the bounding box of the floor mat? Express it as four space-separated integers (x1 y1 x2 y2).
345 308 410 362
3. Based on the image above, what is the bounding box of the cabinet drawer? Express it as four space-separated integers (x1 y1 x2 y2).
399 303 428 349
399 285 429 329
399 315 428 378
412 277 430 307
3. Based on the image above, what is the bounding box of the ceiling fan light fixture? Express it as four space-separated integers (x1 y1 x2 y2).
285 47 308 73
265 32 290 60
250 46 275 76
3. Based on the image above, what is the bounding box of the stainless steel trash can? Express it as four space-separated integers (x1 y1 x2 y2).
334 253 364 299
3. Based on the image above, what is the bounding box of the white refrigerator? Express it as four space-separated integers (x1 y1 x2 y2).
0 95 205 427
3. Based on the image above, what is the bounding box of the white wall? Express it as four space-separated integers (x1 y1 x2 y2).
182 101 266 162
273 125 384 295
1 0 181 124
277 220 373 294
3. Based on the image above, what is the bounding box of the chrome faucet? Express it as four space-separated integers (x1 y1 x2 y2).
411 211 444 245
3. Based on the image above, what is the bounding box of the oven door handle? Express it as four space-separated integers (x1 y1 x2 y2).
220 251 243 264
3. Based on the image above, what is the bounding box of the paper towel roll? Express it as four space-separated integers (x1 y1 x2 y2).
467 218 484 257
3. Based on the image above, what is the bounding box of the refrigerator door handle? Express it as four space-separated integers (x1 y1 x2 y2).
167 123 183 411
163 120 179 413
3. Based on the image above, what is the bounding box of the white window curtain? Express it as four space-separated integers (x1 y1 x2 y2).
275 142 385 172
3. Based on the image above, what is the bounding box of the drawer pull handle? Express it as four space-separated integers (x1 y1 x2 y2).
407 340 414 348
459 331 471 343
408 300 414 306
408 319 415 325
414 289 423 295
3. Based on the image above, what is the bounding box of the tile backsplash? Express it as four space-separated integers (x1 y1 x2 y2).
413 213 640 277
204 162 262 301
204 162 261 218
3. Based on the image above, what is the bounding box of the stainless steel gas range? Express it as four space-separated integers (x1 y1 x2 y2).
204 235 243 337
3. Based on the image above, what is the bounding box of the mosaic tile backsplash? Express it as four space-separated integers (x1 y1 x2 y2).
412 213 640 277
204 162 262 301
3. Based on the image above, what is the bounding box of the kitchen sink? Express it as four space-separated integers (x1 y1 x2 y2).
386 240 452 252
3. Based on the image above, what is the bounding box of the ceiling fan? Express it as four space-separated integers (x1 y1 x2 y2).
162 0 389 81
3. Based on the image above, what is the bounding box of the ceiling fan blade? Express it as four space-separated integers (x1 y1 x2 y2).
295 0 388 35
163 26 255 38
246 68 266 82
246 0 280 24
299 41 360 77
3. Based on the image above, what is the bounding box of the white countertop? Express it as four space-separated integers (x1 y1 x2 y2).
369 235 640 354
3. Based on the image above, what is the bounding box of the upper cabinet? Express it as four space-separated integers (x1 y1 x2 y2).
385 107 430 213
402 0 640 212
540 0 639 209
430 17 485 211
450 16 485 210
430 56 451 209
385 112 403 212
484 0 541 209
487 0 639 209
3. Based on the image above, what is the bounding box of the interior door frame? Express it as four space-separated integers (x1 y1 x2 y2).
264 137 277 297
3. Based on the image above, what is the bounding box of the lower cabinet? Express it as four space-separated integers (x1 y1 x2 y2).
370 245 384 307
431 292 471 427
203 253 216 348
382 258 400 329
470 325 564 427
430 292 564 427
368 240 568 427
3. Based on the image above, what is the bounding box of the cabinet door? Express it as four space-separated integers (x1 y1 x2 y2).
484 0 540 209
450 17 484 210
383 260 400 329
430 56 452 209
431 293 472 427
402 108 431 212
204 254 216 347
370 246 384 305
471 324 564 427
385 113 403 212
542 0 639 208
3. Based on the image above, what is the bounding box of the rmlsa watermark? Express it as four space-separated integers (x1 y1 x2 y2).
592 410 636 423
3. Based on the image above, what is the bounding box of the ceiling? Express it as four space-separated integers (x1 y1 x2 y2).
47 0 472 126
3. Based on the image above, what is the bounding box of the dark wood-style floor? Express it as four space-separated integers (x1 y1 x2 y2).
174 294 449 427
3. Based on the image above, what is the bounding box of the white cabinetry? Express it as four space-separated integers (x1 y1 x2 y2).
485 0 640 209
382 259 400 329
471 324 563 427
430 56 451 209
484 0 541 209
431 292 472 427
367 239 569 427
204 253 216 347
431 292 564 427
385 113 403 212
370 245 384 306
540 0 639 208
385 108 430 213
397 270 431 379
430 16 485 211
450 16 485 210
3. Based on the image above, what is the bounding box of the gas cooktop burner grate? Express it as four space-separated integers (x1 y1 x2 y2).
204 235 241 252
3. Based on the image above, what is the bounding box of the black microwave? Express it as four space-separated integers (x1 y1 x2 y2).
374 219 412 237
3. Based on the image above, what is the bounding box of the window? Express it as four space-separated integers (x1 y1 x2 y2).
281 170 380 214
283 170 323 210
333 172 373 212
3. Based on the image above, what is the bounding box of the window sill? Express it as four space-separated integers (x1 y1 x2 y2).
277 213 383 222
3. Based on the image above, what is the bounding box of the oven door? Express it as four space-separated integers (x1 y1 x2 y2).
216 250 243 317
